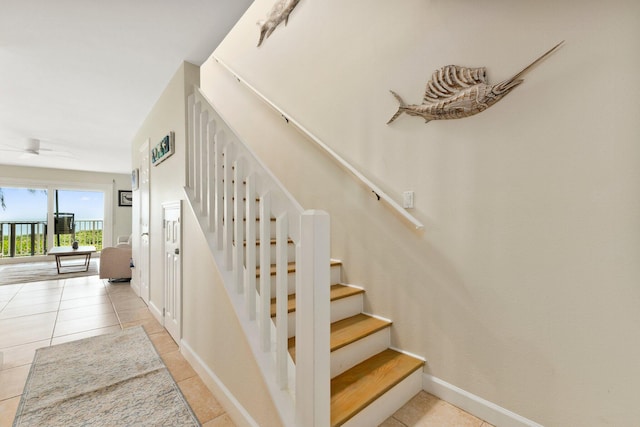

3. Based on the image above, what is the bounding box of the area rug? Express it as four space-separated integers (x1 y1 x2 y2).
0 260 99 286
13 326 200 427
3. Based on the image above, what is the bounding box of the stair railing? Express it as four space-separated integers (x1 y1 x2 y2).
213 55 424 231
186 87 330 427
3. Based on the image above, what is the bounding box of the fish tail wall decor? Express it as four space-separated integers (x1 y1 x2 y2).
257 0 301 47
387 41 564 124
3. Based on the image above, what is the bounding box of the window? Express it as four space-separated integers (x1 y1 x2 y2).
0 181 113 260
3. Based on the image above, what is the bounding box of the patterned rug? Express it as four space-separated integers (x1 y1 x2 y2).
0 260 100 286
13 326 200 427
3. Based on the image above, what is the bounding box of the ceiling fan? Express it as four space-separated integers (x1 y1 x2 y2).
0 138 73 159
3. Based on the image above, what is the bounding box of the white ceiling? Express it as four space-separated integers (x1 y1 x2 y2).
0 0 251 175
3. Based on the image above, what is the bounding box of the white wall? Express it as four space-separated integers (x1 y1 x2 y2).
0 165 131 247
202 0 640 425
130 62 281 426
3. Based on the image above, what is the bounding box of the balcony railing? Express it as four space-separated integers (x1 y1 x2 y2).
0 220 103 258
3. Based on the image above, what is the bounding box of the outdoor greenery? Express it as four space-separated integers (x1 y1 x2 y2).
1 230 103 257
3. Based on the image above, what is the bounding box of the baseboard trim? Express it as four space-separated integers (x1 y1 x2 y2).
422 374 543 427
180 339 260 427
148 301 163 324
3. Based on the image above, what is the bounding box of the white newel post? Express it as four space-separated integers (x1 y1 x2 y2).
296 210 330 427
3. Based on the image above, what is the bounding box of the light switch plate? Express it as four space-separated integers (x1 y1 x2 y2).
403 191 414 209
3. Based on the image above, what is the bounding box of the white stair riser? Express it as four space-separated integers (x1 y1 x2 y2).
226 218 277 239
245 242 296 268
330 293 363 324
341 368 423 427
281 292 364 338
264 264 341 296
330 328 390 378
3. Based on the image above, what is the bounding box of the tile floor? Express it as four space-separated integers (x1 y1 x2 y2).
0 274 491 427
0 275 233 427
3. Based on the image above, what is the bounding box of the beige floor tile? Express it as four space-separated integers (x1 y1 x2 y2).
122 317 164 335
480 422 495 427
0 284 22 296
0 364 31 401
203 413 237 427
51 325 123 345
53 312 119 337
0 312 57 348
0 396 21 427
115 306 153 323
56 302 115 322
0 325 54 349
14 286 63 298
3 294 61 307
0 301 60 319
111 297 148 312
0 340 49 371
161 350 197 382
62 276 104 287
178 376 225 424
379 417 406 427
16 281 64 291
148 331 179 354
58 294 111 310
104 282 135 294
61 286 106 300
392 392 484 427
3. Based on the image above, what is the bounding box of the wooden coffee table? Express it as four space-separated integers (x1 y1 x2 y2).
48 246 97 274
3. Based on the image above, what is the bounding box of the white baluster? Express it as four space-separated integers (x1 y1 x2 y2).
193 101 201 203
223 143 234 269
187 94 194 190
214 130 226 249
207 120 217 231
276 212 288 389
233 158 245 294
245 174 257 320
200 110 209 215
259 192 271 352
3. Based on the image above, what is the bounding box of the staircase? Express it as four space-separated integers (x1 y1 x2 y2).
186 88 424 426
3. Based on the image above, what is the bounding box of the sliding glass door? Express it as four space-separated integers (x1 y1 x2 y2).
0 182 111 260
0 187 48 257
52 189 105 250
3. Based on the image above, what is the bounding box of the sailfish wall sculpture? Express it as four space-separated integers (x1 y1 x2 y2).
387 41 564 124
257 0 301 47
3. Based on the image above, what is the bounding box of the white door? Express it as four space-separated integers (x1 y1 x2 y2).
163 201 182 342
139 139 151 304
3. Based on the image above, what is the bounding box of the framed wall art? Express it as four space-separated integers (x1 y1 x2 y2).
152 131 175 166
118 190 133 207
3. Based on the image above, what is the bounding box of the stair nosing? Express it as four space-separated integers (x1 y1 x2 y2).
330 349 424 427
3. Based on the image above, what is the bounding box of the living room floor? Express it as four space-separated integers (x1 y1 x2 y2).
0 275 492 427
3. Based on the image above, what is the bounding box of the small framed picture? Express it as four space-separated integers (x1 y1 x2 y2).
118 190 133 207
152 131 175 166
131 168 139 190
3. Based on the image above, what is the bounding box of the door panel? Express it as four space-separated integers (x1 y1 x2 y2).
163 201 181 341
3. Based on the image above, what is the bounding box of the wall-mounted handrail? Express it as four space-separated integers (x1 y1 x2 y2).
212 54 425 231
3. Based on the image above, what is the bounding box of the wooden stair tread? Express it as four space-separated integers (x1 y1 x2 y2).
330 349 424 427
288 313 391 360
270 284 364 317
256 259 342 278
243 238 294 247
